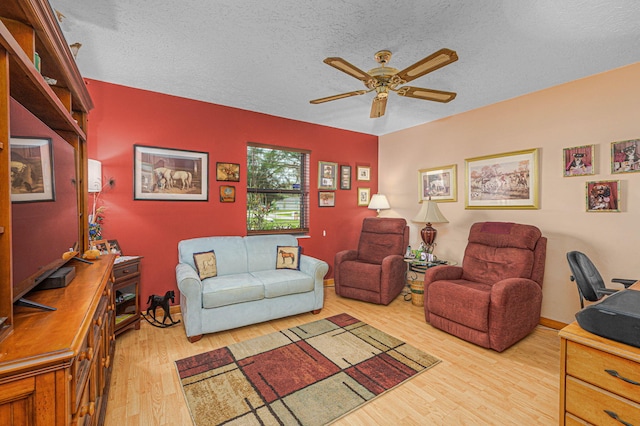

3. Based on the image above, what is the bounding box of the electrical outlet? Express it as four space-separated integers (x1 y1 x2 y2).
323 230 326 237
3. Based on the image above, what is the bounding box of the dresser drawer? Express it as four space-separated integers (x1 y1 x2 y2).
113 261 140 281
566 376 640 425
566 341 640 403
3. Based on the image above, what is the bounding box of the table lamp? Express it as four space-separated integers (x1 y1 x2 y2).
368 194 390 217
411 199 449 251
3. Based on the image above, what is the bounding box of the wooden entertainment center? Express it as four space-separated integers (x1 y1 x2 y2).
0 0 112 424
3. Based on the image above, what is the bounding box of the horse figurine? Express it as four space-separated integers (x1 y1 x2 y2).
143 290 181 328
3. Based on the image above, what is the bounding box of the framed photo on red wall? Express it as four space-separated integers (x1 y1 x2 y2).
133 145 208 201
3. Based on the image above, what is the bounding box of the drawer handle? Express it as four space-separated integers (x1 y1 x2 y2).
604 409 633 426
78 347 94 362
605 369 640 386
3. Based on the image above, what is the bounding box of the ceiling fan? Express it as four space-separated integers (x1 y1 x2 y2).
310 49 458 118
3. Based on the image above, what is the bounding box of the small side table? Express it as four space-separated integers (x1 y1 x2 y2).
404 258 456 307
112 255 143 336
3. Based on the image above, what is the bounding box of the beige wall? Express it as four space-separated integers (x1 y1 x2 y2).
379 63 640 324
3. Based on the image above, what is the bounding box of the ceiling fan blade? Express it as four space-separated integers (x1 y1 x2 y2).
395 48 458 83
310 90 369 104
324 57 374 84
396 86 457 103
370 96 387 118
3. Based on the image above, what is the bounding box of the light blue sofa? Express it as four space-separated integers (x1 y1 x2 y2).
176 234 329 342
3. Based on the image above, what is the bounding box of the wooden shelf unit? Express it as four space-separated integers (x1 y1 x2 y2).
0 0 93 343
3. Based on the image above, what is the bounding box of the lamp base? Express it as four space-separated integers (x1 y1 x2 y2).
420 223 437 248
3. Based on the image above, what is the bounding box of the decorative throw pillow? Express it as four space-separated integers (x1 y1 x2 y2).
193 250 217 280
276 246 301 270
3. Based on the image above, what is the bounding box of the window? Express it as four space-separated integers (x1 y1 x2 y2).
247 143 309 234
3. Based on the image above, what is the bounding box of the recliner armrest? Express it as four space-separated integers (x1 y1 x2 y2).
612 278 637 288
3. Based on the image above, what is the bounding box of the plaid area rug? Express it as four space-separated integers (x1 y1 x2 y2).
175 313 440 425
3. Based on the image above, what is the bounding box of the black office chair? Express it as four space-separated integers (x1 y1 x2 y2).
566 251 637 308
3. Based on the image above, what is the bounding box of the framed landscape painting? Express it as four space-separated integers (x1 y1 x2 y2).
418 164 457 202
134 145 208 201
465 148 539 209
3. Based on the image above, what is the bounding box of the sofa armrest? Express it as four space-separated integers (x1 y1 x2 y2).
300 255 329 310
300 255 329 286
176 262 204 338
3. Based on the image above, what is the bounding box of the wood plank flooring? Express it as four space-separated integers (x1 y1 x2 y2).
105 288 560 425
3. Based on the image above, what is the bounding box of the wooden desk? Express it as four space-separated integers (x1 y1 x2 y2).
559 282 640 425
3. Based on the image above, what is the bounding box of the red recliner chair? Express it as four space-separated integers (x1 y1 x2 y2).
334 218 409 305
423 222 547 352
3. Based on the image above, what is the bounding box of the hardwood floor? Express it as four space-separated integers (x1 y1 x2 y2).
105 289 560 425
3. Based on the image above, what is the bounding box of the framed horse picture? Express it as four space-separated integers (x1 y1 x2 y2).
133 145 209 201
418 164 457 202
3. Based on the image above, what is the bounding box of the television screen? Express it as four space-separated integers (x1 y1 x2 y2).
10 100 80 302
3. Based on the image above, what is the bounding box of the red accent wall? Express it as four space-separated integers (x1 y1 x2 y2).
85 80 378 304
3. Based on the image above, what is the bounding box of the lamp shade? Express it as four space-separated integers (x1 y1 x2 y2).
88 159 102 193
411 200 449 224
368 194 390 216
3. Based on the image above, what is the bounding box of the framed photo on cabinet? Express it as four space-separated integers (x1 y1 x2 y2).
10 137 54 202
133 145 208 201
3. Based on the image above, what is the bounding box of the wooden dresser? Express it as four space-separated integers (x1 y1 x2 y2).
0 255 115 425
559 284 640 425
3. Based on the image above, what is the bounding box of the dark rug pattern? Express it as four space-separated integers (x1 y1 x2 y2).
175 313 440 425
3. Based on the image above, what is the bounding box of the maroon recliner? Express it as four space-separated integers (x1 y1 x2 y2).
334 218 409 305
423 222 547 352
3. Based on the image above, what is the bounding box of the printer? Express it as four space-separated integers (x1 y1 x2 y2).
576 289 640 348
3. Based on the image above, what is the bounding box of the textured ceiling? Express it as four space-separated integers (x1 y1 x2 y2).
49 0 640 136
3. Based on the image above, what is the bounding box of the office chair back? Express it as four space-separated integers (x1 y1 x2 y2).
566 251 606 307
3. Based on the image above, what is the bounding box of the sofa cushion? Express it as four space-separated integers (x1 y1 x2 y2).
252 270 314 298
179 236 248 276
245 234 298 272
202 273 264 308
193 250 217 279
427 280 492 331
275 246 300 270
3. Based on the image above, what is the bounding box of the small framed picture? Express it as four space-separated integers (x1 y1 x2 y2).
563 145 594 177
340 165 351 190
586 180 620 212
418 164 457 202
611 139 640 174
318 191 335 207
219 185 236 202
318 161 338 190
357 187 370 206
10 137 55 202
216 162 240 181
107 239 122 255
91 239 110 255
357 165 370 181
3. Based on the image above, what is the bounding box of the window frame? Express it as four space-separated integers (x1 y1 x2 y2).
246 142 310 235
